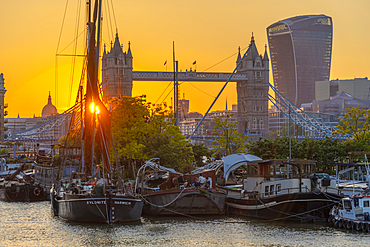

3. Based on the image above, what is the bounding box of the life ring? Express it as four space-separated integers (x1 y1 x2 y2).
362 222 367 231
346 220 352 229
333 219 339 228
338 219 344 228
355 222 362 231
33 187 41 196
327 216 333 225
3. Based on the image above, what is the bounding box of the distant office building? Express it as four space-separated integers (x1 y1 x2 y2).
315 77 370 101
312 91 370 117
101 33 133 102
179 108 237 147
267 15 333 107
268 110 338 137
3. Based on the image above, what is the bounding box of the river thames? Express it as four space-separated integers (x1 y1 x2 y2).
1 201 370 247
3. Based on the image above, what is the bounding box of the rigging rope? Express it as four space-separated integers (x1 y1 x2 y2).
55 0 70 108
109 0 118 32
154 82 173 105
69 0 83 105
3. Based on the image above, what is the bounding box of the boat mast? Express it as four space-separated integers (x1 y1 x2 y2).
95 0 102 81
83 0 99 176
80 85 84 172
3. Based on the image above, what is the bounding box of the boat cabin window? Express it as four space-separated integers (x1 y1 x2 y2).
276 184 281 194
364 201 369 207
277 167 287 178
246 164 257 176
270 165 275 176
343 200 352 210
354 198 360 208
270 185 274 195
302 164 315 177
265 186 269 195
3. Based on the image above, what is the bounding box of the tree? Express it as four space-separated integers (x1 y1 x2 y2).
58 130 81 148
248 135 299 160
143 102 193 169
190 143 213 167
334 106 370 151
248 136 347 173
212 114 247 156
247 137 276 159
111 95 194 178
313 138 347 173
112 95 150 161
112 95 151 179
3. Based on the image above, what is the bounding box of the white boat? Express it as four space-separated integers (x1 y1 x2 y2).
332 155 370 196
220 154 342 221
328 194 370 231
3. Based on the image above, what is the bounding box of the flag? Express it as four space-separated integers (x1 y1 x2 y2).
164 60 167 65
193 61 196 65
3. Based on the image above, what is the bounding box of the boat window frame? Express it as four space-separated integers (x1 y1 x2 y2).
265 186 269 196
269 184 274 195
364 200 369 208
343 199 352 210
276 184 281 194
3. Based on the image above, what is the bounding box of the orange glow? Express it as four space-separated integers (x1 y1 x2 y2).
0 1 369 118
95 106 100 115
90 102 95 113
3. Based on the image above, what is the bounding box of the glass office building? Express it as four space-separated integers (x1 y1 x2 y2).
267 15 333 107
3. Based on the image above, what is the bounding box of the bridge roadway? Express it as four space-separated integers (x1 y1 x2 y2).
132 71 248 82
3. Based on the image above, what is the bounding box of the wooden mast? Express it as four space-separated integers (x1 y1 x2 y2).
83 0 111 177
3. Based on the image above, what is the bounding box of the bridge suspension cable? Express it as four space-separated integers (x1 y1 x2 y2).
9 102 82 140
268 83 341 137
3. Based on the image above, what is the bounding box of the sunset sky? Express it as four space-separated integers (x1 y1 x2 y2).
0 0 369 118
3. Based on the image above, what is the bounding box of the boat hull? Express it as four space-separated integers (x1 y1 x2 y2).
0 182 46 202
226 192 342 221
328 207 370 231
142 188 226 216
52 193 143 224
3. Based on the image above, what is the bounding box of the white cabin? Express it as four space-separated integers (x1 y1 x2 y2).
339 195 370 220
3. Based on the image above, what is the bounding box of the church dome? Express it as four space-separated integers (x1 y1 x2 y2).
42 92 58 117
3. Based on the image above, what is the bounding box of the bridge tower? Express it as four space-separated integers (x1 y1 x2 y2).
101 33 133 102
236 35 269 142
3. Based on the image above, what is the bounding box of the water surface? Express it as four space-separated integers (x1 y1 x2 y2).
1 201 369 246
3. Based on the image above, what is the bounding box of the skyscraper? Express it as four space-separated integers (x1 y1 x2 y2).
267 15 333 107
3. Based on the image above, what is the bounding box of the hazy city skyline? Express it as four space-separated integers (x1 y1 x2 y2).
0 0 369 118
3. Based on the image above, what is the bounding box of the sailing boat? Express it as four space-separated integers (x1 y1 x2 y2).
50 0 143 224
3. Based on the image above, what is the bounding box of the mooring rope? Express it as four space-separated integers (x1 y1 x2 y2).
256 195 336 222
88 192 108 223
139 187 188 208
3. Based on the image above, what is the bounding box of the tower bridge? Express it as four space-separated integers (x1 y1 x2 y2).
132 71 247 82
9 34 342 143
